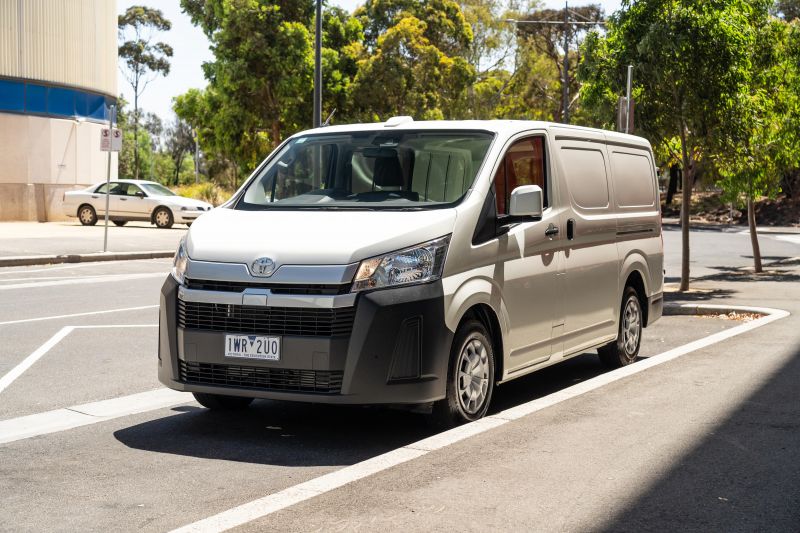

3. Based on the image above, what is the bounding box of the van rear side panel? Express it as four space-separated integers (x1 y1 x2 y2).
605 139 664 312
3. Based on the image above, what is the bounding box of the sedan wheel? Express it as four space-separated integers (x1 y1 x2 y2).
153 207 174 229
78 205 97 226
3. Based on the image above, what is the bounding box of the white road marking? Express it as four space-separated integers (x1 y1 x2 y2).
774 235 800 245
0 272 164 291
170 304 790 533
0 325 157 395
0 327 74 395
0 388 189 445
0 305 158 327
0 275 93 282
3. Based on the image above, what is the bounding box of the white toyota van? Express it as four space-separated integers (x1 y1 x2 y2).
159 118 663 426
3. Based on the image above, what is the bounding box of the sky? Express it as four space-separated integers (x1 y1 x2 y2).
117 0 623 122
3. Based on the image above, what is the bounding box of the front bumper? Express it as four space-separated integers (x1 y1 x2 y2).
158 276 453 405
174 210 206 223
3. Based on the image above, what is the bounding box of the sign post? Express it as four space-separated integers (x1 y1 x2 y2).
100 105 120 252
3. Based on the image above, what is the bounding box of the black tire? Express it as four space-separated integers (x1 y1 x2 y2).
192 392 254 410
113 220 127 227
153 207 174 229
77 204 97 226
430 319 496 428
598 286 643 368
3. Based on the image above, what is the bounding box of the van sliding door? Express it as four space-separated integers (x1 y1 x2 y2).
553 130 619 354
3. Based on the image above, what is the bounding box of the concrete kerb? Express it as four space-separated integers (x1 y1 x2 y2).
0 251 175 268
663 302 778 318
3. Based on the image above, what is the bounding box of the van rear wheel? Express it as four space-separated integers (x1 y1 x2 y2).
430 319 495 428
598 286 643 368
192 392 254 410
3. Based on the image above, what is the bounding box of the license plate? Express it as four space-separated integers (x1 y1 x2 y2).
224 334 281 361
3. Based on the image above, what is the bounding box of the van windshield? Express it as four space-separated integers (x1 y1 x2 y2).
236 130 494 210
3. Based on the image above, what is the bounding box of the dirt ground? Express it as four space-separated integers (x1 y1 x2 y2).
661 191 800 227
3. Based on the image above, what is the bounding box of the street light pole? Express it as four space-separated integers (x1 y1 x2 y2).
313 0 322 128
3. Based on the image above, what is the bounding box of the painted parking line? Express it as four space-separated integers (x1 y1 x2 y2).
0 325 158 395
0 305 158 327
0 388 189 445
0 272 164 291
170 305 790 533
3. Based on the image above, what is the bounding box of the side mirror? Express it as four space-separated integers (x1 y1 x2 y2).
509 185 543 218
135 191 145 198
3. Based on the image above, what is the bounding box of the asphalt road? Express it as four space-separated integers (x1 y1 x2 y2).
0 228 798 532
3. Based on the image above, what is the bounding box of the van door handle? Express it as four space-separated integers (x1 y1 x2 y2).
567 219 575 240
545 224 559 237
120 197 127 201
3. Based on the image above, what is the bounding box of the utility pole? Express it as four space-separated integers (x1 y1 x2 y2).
193 129 199 184
313 0 322 128
507 3 605 124
625 64 633 134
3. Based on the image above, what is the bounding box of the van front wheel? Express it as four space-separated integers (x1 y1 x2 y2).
430 319 495 428
598 286 643 368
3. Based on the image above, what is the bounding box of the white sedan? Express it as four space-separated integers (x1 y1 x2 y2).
63 180 213 229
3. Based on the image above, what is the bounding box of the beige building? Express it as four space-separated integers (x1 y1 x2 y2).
0 0 118 221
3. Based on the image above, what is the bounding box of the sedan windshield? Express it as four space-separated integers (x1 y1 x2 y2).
141 183 176 196
236 130 494 210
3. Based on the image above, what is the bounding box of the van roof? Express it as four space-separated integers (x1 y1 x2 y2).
300 119 652 150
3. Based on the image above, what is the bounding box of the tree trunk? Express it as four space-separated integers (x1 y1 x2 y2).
271 120 281 149
747 196 763 273
677 126 693 292
679 165 692 291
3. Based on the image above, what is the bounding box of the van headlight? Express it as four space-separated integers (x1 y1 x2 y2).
172 239 188 284
351 236 450 292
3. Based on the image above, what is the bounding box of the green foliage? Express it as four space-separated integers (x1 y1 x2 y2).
713 15 800 205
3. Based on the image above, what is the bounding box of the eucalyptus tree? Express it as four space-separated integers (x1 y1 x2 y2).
118 6 173 180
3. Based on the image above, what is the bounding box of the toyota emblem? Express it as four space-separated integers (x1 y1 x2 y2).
251 257 277 277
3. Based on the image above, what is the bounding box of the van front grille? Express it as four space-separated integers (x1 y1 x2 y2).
177 299 355 337
179 360 343 394
184 278 350 295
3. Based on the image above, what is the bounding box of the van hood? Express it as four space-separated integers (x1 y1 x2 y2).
185 207 458 266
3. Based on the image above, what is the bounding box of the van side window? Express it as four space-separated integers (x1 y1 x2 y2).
560 147 609 210
609 151 656 208
494 137 547 215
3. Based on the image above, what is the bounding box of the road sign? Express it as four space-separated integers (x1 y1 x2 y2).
100 128 122 152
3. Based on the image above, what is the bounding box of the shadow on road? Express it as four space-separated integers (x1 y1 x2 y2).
704 266 800 283
114 401 435 467
114 353 614 467
599 349 800 532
